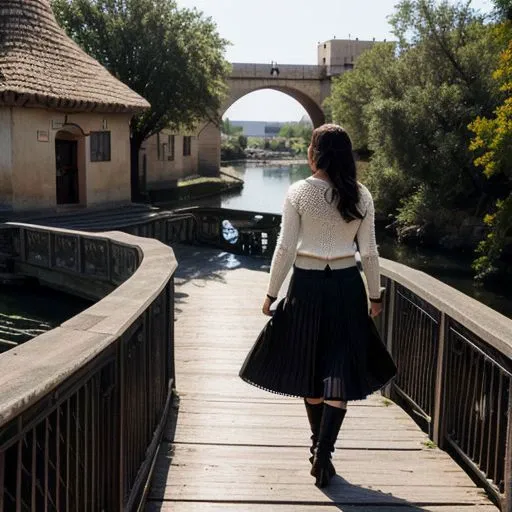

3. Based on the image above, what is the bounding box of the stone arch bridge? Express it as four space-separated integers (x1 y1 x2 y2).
198 62 334 175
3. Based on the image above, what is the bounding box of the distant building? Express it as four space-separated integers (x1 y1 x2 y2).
318 38 377 76
228 121 285 138
139 130 199 192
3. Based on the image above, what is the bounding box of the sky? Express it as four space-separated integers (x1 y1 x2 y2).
177 0 495 122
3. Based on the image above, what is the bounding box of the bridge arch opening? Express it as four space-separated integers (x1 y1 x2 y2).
222 86 325 128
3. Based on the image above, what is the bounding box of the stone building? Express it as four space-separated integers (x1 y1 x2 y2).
140 129 199 193
0 0 150 213
318 38 376 75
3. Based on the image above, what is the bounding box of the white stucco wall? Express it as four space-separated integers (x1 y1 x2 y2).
0 108 133 211
142 130 199 189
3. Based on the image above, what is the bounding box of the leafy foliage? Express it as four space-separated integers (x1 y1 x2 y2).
277 122 312 155
326 0 505 257
278 122 312 141
493 0 512 20
469 26 512 278
220 137 245 161
221 118 243 136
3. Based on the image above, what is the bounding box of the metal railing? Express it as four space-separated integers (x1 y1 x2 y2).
123 206 282 259
230 62 327 80
0 224 176 511
379 262 512 511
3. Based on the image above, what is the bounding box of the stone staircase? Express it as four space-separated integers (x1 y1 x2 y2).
5 203 172 232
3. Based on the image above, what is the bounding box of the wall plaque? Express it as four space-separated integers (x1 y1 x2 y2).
52 120 64 130
37 130 49 142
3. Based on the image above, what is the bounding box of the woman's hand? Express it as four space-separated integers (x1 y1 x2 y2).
370 301 383 318
262 296 275 316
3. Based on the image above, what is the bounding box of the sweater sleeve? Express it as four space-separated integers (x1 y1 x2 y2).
356 190 381 300
266 193 301 298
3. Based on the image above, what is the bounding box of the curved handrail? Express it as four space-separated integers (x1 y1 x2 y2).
380 258 512 359
0 223 177 510
378 258 511 510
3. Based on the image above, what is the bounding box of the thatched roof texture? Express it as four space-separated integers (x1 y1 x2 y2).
0 0 150 112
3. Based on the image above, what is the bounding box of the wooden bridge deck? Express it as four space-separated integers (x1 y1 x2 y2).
146 245 498 512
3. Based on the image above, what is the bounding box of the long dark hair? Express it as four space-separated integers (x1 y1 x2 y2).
310 124 362 222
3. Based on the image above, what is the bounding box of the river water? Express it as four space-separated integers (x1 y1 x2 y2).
194 162 512 318
0 284 91 354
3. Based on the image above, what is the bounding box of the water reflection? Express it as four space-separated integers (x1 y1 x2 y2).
0 284 91 352
222 220 239 245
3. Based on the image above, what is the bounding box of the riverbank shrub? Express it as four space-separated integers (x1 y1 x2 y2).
221 136 246 161
469 23 512 279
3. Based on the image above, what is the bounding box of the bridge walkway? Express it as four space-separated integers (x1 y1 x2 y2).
146 244 498 512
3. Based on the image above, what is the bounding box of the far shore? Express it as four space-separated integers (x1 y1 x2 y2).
221 158 308 167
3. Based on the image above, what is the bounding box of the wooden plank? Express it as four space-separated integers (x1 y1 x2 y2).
150 482 491 506
146 245 498 511
147 504 498 512
170 429 427 450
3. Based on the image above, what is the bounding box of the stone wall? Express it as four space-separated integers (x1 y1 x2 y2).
230 63 325 80
141 130 199 189
6 224 140 300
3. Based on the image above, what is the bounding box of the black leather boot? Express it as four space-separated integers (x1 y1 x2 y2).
310 404 346 488
304 399 323 464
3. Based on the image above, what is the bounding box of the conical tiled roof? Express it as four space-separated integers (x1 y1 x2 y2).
0 0 150 112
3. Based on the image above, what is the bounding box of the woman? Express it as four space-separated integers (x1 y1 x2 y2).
239 124 396 488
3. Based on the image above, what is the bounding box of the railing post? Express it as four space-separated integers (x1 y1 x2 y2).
383 280 395 398
385 280 395 352
433 312 446 447
505 379 512 512
118 340 125 509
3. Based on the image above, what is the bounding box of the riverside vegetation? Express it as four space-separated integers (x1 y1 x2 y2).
52 0 511 283
326 0 512 282
221 119 313 161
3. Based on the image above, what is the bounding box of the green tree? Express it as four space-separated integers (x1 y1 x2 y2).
493 0 512 20
325 42 398 151
277 122 312 155
278 122 312 141
237 134 248 150
222 118 243 135
52 0 230 200
469 26 512 278
278 124 296 138
327 0 503 249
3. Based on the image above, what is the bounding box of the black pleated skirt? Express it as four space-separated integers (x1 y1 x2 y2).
239 265 397 400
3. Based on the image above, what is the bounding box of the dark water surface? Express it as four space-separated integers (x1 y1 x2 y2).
0 283 91 353
183 162 512 318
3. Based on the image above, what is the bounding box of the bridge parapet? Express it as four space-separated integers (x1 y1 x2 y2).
0 223 177 511
231 62 327 80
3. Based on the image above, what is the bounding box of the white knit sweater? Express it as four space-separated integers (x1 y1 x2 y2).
267 176 380 299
